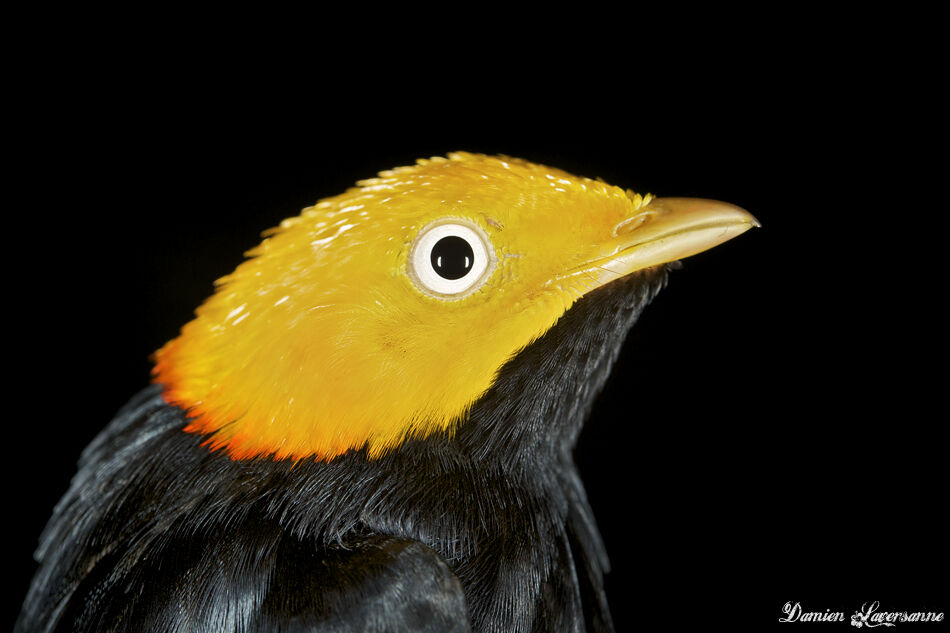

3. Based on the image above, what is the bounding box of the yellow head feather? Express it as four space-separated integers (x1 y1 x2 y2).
154 152 751 460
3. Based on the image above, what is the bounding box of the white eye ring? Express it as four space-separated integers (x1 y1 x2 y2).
408 219 496 299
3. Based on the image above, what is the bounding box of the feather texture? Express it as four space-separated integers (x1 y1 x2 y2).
17 268 671 633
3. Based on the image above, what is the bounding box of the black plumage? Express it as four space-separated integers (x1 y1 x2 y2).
16 266 672 633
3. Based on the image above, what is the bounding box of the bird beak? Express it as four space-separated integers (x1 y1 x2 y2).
565 197 760 288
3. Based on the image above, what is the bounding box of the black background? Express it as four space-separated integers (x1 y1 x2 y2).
7 10 945 632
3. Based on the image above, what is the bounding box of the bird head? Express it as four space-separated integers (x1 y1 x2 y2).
154 152 757 461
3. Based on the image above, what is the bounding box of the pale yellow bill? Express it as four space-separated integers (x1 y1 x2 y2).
576 197 759 287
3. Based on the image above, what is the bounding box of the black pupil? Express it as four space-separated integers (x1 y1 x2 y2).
430 235 474 280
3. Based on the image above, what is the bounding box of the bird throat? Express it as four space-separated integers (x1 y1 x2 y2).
456 268 671 458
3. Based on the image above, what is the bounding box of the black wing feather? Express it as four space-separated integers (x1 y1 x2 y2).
16 389 469 633
252 533 469 633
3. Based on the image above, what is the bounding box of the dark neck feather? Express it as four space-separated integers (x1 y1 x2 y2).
454 265 672 464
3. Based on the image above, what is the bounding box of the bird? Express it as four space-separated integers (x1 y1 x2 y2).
16 152 757 633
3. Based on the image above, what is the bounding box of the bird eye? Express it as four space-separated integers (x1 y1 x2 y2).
408 220 495 298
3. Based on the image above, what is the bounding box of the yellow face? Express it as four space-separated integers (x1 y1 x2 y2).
154 153 756 460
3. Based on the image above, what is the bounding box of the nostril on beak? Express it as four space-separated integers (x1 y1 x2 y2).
612 211 654 237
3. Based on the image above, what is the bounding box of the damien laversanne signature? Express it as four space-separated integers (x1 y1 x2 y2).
780 601 945 626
